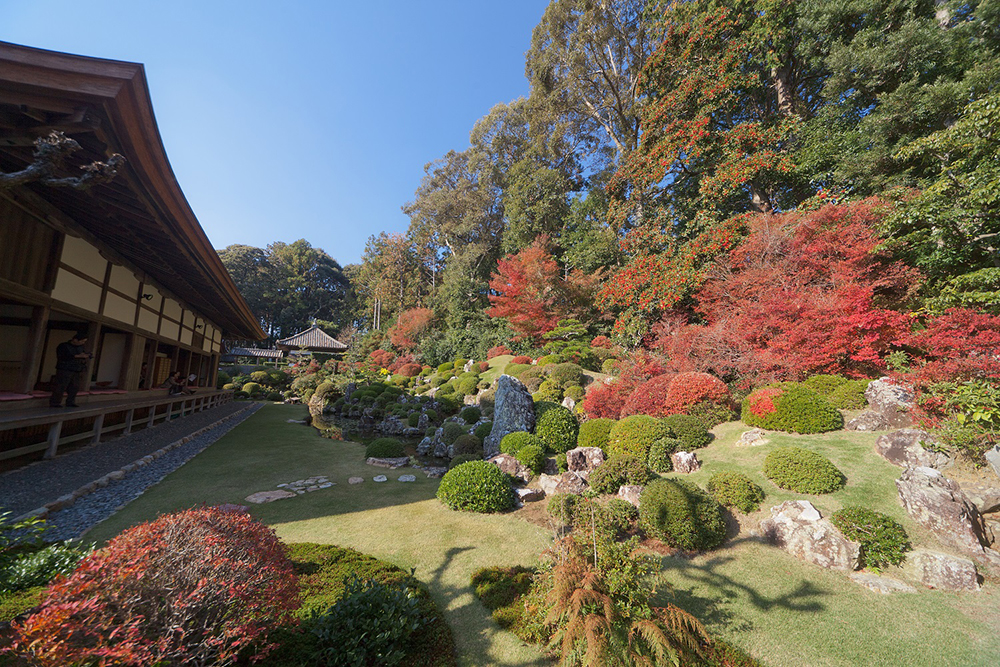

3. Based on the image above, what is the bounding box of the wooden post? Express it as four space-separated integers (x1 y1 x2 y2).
44 420 63 459
19 305 50 394
124 407 134 434
148 404 156 428
83 321 101 392
91 413 105 444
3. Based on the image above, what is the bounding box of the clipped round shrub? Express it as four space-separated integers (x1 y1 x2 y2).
564 385 585 402
436 382 456 396
435 394 460 415
456 376 478 395
452 434 483 457
517 367 545 392
425 409 439 422
242 381 263 396
500 431 543 456
453 358 468 369
605 497 639 526
436 461 513 513
801 374 848 396
460 406 482 424
265 392 283 402
511 355 532 365
742 383 844 434
441 422 467 446
639 479 726 551
515 444 545 474
687 400 737 429
366 438 406 458
647 437 683 473
399 362 423 377
607 415 672 460
589 455 654 494
763 447 845 494
474 421 493 441
533 380 563 403
437 362 454 373
547 493 580 524
707 472 766 513
449 454 479 469
233 390 249 400
828 379 872 410
577 418 615 451
547 363 584 388
249 370 272 384
537 355 559 366
661 414 712 450
407 413 420 428
831 507 911 569
555 452 568 472
503 363 532 379
10 508 298 666
222 383 236 390
535 404 579 454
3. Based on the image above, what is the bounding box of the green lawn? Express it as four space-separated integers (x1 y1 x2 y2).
84 406 1000 667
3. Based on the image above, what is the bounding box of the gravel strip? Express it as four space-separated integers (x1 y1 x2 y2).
44 403 263 542
0 401 249 517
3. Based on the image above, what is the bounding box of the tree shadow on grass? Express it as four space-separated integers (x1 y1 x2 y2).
652 537 829 634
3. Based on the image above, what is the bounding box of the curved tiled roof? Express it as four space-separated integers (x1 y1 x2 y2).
276 324 348 351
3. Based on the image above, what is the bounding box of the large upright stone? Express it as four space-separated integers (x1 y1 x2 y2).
484 375 535 459
986 445 1000 481
903 550 980 592
896 466 999 566
875 429 950 469
759 500 861 571
864 378 915 428
566 447 605 474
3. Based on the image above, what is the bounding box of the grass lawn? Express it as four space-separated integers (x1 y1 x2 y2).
651 421 1000 667
83 405 1000 667
85 403 552 667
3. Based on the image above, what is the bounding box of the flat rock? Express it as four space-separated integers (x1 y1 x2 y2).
849 572 917 594
539 472 588 496
735 429 768 447
961 481 1000 515
875 429 950 469
366 457 411 469
348 476 364 484
422 467 448 478
246 490 297 504
483 375 535 459
671 451 701 474
516 487 545 503
213 503 249 514
566 447 605 474
846 411 892 432
373 475 388 483
618 485 643 507
759 500 860 571
398 474 416 482
865 378 915 428
488 453 532 483
904 549 980 591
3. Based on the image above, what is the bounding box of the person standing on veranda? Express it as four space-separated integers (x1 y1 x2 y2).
49 331 92 408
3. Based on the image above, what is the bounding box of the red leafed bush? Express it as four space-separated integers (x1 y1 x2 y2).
621 372 729 418
478 361 490 373
583 353 666 419
388 353 415 373
399 363 423 377
8 508 298 667
512 356 533 365
367 349 395 370
487 345 513 359
901 308 1000 383
747 387 783 417
388 307 435 351
591 335 611 349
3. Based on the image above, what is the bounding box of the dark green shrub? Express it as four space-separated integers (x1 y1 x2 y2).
425 409 439 422
535 404 579 454
518 366 546 392
309 575 430 667
564 384 585 402
266 391 283 402
453 358 468 369
233 390 249 400
555 452 568 472
474 421 493 441
801 374 849 396
589 455 654 494
435 395 460 414
639 479 726 551
456 376 479 395
460 406 482 424
437 382 456 396
449 454 480 469
831 507 911 569
515 444 545 474
577 418 615 451
607 415 671 459
548 362 584 387
533 379 564 403
647 437 683 473
430 376 447 388
547 494 581 524
438 362 454 373
763 447 845 494
500 431 543 456
707 472 766 513
407 413 421 428
661 414 712 450
687 400 737 429
742 383 844 434
425 427 437 438
603 498 639 535
441 422 467 446
503 363 532 379
366 438 406 459
436 461 513 513
452 434 483 457
828 379 872 410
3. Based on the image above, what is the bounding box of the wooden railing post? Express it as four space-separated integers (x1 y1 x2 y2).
44 420 63 459
124 408 135 435
91 413 105 444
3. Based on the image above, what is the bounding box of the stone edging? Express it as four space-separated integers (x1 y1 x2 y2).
15 403 258 522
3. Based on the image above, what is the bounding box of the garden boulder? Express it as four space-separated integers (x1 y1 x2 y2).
566 446 605 474
487 453 532 484
618 485 643 507
987 445 1000 480
875 429 950 469
484 375 535 458
539 471 588 496
903 549 980 591
735 429 768 447
848 572 916 594
864 378 915 428
846 411 892 432
896 466 1000 566
759 500 860 571
671 451 701 474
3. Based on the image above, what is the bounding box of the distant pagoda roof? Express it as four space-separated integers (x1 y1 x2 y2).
222 347 285 360
276 324 348 352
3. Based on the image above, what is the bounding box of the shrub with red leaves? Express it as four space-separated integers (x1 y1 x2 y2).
901 308 1000 384
747 387 783 418
621 372 730 418
478 361 490 373
583 353 666 419
487 345 513 359
8 508 298 667
512 356 533 365
367 349 395 370
399 363 423 377
590 335 611 349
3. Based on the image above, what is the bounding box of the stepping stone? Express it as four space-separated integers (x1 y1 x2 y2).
246 490 296 504
373 475 388 483
306 486 319 491
398 475 416 482
319 482 334 489
348 477 364 484
516 487 544 503
849 572 917 594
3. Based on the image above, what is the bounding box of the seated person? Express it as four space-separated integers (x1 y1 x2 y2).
161 371 185 396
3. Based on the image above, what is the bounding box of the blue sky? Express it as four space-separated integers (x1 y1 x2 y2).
3 1 548 266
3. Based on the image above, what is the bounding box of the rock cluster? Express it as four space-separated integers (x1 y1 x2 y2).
759 500 860 571
874 429 950 469
671 451 701 473
864 378 915 428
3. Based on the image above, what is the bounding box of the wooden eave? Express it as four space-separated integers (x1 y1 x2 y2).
0 41 264 340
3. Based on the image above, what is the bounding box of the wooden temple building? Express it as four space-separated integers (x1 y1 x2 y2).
0 42 264 465
276 323 348 356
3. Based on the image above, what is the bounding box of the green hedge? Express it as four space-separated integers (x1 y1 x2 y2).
763 447 845 494
607 415 672 460
831 507 910 568
535 404 579 454
662 414 712 449
742 383 844 434
639 479 726 551
707 471 766 513
436 461 513 513
365 438 405 458
588 455 653 494
577 418 615 451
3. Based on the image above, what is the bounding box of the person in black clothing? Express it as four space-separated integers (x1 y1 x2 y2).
50 331 92 408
